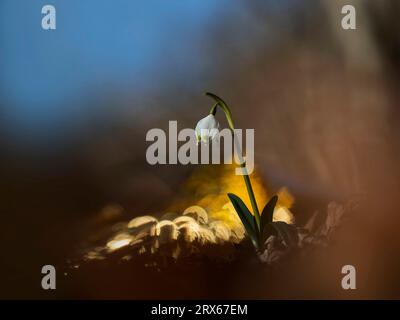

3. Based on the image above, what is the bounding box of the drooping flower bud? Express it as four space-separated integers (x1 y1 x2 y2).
195 114 219 145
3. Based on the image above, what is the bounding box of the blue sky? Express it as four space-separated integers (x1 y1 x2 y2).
0 0 298 140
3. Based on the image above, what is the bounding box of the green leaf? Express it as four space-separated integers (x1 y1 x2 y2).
259 195 278 244
270 221 298 247
260 195 278 226
227 193 258 247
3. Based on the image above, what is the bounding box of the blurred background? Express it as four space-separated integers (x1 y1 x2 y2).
1 0 400 298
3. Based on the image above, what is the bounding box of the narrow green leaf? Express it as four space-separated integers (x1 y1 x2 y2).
270 221 298 247
260 195 278 227
227 193 258 247
260 195 278 245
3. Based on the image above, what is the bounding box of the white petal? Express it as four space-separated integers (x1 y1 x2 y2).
195 114 220 145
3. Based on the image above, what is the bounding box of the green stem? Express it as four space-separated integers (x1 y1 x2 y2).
206 92 261 229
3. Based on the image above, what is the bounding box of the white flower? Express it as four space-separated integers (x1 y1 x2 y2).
195 114 219 145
